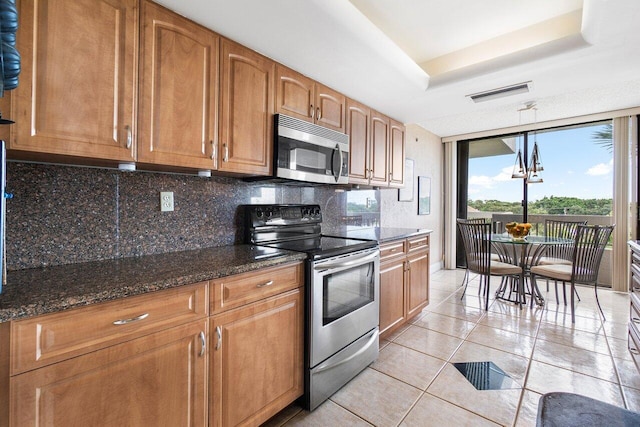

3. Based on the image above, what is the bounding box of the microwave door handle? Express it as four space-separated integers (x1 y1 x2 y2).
331 143 343 183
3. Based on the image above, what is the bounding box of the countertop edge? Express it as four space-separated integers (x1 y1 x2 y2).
0 248 307 323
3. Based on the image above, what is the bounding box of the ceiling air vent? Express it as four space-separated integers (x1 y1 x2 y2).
466 81 532 103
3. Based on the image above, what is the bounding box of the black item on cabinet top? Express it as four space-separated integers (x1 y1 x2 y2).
0 0 19 96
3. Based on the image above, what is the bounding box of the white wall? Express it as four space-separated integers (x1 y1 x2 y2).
380 124 443 271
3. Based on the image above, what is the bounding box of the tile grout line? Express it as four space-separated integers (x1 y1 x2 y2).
599 308 630 409
511 295 544 426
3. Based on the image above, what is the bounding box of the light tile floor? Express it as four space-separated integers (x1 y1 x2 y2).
264 269 640 426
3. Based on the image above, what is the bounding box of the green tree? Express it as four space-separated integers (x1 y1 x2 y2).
592 123 612 152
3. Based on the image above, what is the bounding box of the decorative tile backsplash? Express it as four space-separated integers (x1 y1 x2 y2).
5 162 380 270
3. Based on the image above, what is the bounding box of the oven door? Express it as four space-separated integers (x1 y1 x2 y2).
310 248 380 367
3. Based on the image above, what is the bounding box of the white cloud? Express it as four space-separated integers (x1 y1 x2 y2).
586 159 613 176
469 166 513 189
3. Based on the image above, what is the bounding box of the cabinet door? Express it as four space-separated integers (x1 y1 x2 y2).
219 39 274 175
370 110 390 186
11 0 137 162
275 65 314 122
346 99 370 185
11 321 208 427
389 119 406 188
138 1 218 170
210 289 303 427
406 247 430 319
380 256 406 337
315 84 346 132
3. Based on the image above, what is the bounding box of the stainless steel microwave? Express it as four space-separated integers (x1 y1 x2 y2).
274 114 349 185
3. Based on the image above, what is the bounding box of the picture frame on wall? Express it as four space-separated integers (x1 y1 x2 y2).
418 176 431 215
398 158 414 202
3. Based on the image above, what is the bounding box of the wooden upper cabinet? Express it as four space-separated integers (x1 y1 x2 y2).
370 110 390 186
137 0 219 170
275 65 314 122
346 98 370 185
315 84 345 132
348 101 405 188
389 119 406 188
219 39 274 176
275 65 346 132
10 0 138 162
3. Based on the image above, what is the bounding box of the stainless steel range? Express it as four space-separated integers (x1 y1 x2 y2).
245 204 380 410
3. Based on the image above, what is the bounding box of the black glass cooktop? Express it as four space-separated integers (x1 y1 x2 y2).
264 236 377 260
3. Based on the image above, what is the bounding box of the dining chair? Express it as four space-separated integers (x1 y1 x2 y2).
457 219 523 310
458 218 489 289
529 224 614 323
537 219 587 303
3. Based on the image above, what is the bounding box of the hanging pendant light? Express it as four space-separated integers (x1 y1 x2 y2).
526 109 543 184
526 146 543 183
511 145 527 178
511 102 544 184
511 110 527 179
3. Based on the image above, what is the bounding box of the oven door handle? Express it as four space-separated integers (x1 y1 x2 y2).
314 251 378 271
314 329 378 374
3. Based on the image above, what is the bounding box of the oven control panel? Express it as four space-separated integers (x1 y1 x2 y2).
245 204 322 227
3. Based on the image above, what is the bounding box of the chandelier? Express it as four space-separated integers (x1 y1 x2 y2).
511 102 543 184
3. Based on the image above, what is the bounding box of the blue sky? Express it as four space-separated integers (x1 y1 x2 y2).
468 122 613 202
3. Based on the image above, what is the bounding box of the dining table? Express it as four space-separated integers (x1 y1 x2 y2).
490 234 574 307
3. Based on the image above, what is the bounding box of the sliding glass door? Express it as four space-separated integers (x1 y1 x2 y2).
457 120 614 285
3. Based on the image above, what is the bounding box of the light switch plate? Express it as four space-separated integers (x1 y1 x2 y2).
160 191 174 212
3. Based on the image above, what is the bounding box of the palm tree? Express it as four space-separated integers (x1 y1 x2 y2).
592 123 613 152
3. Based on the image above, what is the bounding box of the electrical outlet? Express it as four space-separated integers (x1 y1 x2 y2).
160 192 174 212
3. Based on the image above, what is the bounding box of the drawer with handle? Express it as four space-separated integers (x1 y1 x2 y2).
210 261 303 314
11 281 208 375
407 235 429 252
380 240 406 261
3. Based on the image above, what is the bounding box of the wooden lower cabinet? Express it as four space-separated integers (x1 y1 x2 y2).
3 264 305 427
380 255 406 335
210 288 304 427
379 234 430 339
10 320 208 427
407 247 430 318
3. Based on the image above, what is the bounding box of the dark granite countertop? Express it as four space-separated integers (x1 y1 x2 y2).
323 226 432 243
0 245 307 323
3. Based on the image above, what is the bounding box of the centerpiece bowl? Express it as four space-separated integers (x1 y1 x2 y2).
505 222 532 241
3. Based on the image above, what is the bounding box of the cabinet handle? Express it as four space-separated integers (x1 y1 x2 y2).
316 107 321 120
112 312 149 325
125 125 132 149
215 326 222 350
210 141 216 160
223 143 229 162
256 280 274 288
199 331 206 357
631 347 640 355
310 104 314 119
390 248 398 253
633 318 640 324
